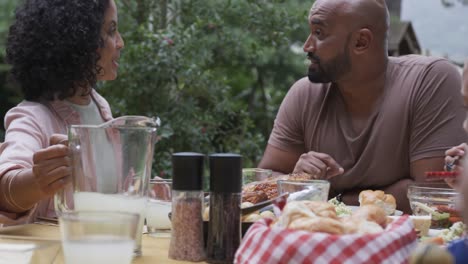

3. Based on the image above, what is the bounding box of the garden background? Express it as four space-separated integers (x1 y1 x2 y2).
0 0 312 178
1 0 467 181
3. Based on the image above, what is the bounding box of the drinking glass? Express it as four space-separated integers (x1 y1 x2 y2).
407 182 458 229
59 211 138 264
146 179 172 237
55 116 160 256
277 180 330 202
0 238 60 264
242 168 272 185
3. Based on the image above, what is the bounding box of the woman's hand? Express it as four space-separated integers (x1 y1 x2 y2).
444 143 466 171
444 143 467 189
32 134 70 196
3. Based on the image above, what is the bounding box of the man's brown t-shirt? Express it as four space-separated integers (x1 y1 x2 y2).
269 55 466 194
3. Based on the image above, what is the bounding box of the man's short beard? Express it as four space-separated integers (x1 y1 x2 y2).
307 35 352 84
308 50 351 84
308 66 332 83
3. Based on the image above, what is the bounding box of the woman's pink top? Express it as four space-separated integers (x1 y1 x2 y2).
0 90 112 225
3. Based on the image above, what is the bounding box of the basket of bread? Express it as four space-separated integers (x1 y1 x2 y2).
234 191 418 264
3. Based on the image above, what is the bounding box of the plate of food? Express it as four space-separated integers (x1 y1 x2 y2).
328 190 403 217
422 221 466 245
347 206 403 216
241 173 313 204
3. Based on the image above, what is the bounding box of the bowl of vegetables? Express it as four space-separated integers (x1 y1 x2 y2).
407 182 460 229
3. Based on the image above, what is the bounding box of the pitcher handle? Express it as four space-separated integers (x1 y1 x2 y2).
54 187 71 216
100 115 160 128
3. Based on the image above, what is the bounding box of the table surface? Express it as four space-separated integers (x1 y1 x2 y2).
0 223 207 264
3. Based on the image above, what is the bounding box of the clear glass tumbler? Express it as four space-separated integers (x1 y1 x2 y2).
277 179 330 202
59 211 139 264
242 168 272 185
146 179 172 237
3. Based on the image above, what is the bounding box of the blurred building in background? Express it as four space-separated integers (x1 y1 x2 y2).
386 0 421 56
388 21 421 56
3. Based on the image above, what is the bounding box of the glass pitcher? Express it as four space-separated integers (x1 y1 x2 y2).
54 115 160 256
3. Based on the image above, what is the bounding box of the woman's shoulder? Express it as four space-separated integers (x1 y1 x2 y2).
4 100 57 128
91 89 113 120
6 100 53 118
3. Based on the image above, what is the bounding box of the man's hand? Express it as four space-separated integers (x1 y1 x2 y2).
150 177 172 201
293 151 344 179
32 134 71 196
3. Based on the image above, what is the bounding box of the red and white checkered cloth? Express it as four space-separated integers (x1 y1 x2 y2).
235 216 417 264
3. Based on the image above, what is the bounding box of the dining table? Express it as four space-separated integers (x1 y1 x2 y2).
0 221 207 264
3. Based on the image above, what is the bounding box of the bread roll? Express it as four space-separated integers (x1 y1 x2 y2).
340 216 359 234
260 210 276 219
352 204 388 228
241 202 255 208
302 201 338 219
243 213 262 222
359 190 396 215
355 220 384 234
273 200 394 235
275 201 318 228
289 216 344 235
203 206 210 221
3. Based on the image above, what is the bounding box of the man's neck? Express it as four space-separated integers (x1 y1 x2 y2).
336 62 388 117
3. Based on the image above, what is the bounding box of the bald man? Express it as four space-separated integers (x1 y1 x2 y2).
259 0 466 213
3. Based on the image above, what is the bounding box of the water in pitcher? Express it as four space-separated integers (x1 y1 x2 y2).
74 192 147 251
55 115 160 256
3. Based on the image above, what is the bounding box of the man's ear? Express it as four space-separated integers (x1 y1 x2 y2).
352 28 373 54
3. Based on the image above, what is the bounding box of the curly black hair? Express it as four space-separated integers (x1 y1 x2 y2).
6 0 111 101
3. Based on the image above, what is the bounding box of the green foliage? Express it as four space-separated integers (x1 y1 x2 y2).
0 0 21 137
0 0 17 58
0 0 313 172
100 0 312 177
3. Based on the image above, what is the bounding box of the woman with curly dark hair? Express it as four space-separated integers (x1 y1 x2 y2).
0 0 124 225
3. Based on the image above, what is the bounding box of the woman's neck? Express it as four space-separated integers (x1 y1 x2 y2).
66 87 92 105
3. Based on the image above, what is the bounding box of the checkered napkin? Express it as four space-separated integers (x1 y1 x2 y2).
234 216 418 264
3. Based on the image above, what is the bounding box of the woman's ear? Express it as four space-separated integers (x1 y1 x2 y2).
352 28 373 55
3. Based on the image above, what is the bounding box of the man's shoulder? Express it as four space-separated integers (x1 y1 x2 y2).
289 77 330 97
280 78 332 118
389 55 457 73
